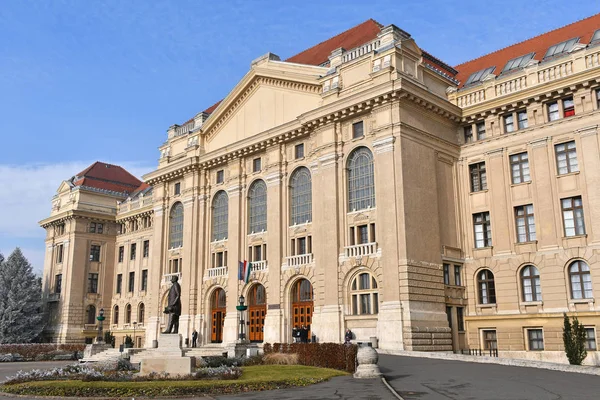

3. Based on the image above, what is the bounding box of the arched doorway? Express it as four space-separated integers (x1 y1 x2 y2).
211 288 226 343
291 278 313 340
248 284 266 342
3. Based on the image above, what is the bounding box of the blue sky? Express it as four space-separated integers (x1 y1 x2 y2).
1 0 599 272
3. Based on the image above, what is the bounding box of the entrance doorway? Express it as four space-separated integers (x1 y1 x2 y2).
291 278 313 340
211 288 226 343
248 284 266 342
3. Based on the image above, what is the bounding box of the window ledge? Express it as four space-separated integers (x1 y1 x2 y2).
556 171 580 178
569 298 595 305
473 246 493 251
476 303 497 309
347 207 376 215
564 234 587 239
345 314 379 321
520 301 543 306
469 189 489 195
510 181 532 187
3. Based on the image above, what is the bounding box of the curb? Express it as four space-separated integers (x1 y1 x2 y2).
381 376 404 400
377 349 600 376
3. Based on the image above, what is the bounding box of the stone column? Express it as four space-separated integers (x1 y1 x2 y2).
177 192 196 345
486 148 511 253
578 126 600 243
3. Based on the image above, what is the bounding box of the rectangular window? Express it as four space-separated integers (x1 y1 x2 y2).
55 274 62 294
88 273 98 293
297 237 306 255
130 243 136 260
349 227 355 246
473 212 492 248
116 274 122 294
548 101 559 121
563 97 575 117
469 162 487 192
476 122 486 140
517 110 529 129
596 88 600 110
586 327 597 351
96 223 103 234
56 224 65 236
89 245 101 262
515 204 536 243
562 196 585 237
504 114 514 133
216 170 224 184
358 224 369 244
118 246 124 263
141 269 148 291
555 141 578 175
463 126 473 143
528 329 544 351
89 222 97 233
370 223 376 243
128 272 135 292
510 152 530 184
483 329 497 350
295 143 305 159
143 240 149 257
457 307 465 331
56 244 64 264
253 244 262 261
174 182 181 195
454 265 462 286
352 121 364 139
171 258 180 273
446 306 452 329
253 157 262 173
443 263 450 285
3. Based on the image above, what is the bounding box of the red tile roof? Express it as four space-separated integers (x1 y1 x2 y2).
72 162 142 194
454 13 600 87
286 19 383 66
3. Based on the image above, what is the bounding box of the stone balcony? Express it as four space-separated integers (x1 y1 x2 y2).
449 45 600 109
283 253 314 268
162 272 181 286
344 242 378 258
250 260 268 273
205 266 228 280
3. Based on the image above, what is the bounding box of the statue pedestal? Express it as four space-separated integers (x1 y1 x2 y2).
140 334 193 376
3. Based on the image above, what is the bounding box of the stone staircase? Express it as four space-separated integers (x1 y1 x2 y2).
80 347 123 363
130 344 226 364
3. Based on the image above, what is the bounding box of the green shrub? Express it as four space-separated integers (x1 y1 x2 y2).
563 313 588 365
263 343 357 372
0 344 85 361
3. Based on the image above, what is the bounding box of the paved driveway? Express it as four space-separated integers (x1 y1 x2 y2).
0 361 73 382
379 354 600 400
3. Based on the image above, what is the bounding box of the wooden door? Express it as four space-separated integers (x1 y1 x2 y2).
291 279 313 340
248 284 266 342
211 288 226 343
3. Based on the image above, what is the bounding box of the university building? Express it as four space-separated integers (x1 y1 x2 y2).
40 14 600 364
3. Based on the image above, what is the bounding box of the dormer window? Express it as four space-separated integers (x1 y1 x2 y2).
501 53 535 73
464 66 495 86
543 37 579 59
591 29 600 45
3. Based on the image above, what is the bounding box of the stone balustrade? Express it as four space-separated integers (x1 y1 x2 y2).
285 253 313 267
342 39 382 63
251 260 268 272
206 266 228 279
344 242 377 258
162 272 182 286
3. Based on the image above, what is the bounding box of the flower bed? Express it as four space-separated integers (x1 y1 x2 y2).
0 344 85 362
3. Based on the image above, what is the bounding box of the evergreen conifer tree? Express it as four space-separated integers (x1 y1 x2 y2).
563 312 587 365
0 248 45 343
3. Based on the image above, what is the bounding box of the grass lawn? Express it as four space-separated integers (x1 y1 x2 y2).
1 365 347 397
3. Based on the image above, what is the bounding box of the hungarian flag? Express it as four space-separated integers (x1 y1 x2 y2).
238 261 251 283
244 262 252 283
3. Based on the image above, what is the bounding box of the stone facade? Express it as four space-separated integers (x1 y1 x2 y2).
40 16 600 364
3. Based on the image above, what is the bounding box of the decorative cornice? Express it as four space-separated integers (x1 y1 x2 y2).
318 152 337 168
265 172 282 187
578 125 598 138
485 147 505 158
528 137 550 148
372 136 395 154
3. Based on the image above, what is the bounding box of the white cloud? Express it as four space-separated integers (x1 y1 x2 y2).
0 161 154 271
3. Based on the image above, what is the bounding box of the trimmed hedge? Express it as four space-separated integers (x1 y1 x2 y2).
0 344 85 361
264 343 358 373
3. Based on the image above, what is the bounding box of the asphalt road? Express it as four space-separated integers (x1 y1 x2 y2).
0 361 73 382
379 354 600 400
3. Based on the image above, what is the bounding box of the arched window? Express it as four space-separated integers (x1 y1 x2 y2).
521 265 541 302
350 272 379 315
138 303 145 324
211 191 229 241
477 269 496 304
113 305 119 325
86 305 96 325
569 261 593 299
169 202 184 249
292 279 313 302
290 167 312 225
347 147 375 212
248 180 267 233
212 288 227 309
249 284 266 306
125 304 132 324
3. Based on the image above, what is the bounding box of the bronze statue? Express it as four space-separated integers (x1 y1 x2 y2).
162 275 181 334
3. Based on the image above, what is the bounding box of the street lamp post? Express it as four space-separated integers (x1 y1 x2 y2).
236 295 248 342
96 308 105 343
133 321 137 348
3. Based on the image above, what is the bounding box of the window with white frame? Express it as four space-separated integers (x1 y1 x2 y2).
347 147 375 211
561 196 585 237
548 101 560 121
454 265 463 286
350 272 379 315
443 263 450 285
473 212 492 248
469 162 487 192
248 180 267 233
515 204 536 243
569 260 593 299
520 265 541 302
169 203 184 249
510 152 530 184
290 167 312 225
585 327 597 351
477 269 496 304
476 122 486 140
211 191 229 241
290 236 311 256
527 328 544 351
349 223 375 246
555 141 578 175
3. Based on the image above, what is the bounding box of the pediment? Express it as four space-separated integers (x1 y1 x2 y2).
56 180 73 194
203 61 326 152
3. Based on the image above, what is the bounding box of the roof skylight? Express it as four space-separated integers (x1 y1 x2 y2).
591 29 600 44
464 66 495 86
501 53 535 73
543 37 579 59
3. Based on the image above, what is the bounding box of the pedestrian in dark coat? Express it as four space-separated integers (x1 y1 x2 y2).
192 329 198 348
300 325 309 343
344 328 353 344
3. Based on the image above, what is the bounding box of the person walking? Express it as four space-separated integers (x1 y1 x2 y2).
192 329 198 348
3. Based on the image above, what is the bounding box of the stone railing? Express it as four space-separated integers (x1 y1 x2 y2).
284 253 313 268
206 266 228 279
537 60 573 83
344 242 377 258
251 260 268 272
117 196 153 213
162 272 181 286
342 39 381 63
453 46 600 108
174 122 194 137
